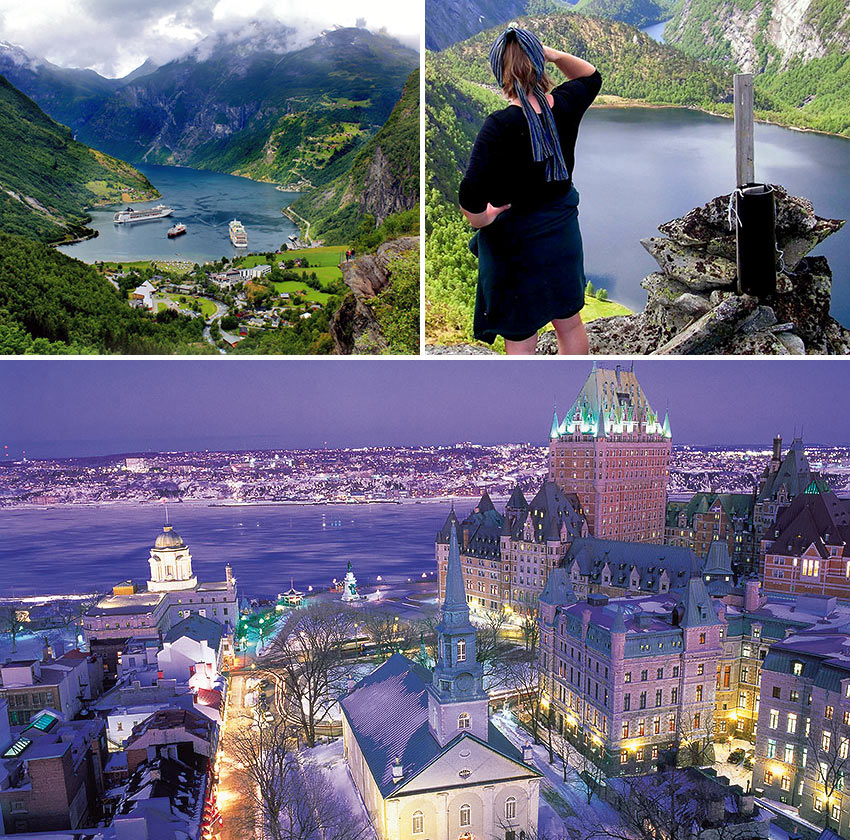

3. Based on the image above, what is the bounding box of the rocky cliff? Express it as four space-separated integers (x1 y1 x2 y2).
666 0 850 71
330 236 420 354
538 186 848 355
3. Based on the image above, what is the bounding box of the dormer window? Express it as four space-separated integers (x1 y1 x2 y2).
458 713 470 730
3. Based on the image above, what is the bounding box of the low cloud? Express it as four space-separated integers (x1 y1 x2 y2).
0 0 421 77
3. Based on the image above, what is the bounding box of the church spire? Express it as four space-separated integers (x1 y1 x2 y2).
442 525 471 629
550 402 559 440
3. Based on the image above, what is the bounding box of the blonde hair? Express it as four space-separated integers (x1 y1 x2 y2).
501 39 554 99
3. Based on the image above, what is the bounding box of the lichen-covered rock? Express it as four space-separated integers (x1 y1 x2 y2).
425 343 498 355
777 332 806 355
641 237 737 291
652 295 758 355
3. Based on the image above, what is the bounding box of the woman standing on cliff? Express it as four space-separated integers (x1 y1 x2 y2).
459 27 601 355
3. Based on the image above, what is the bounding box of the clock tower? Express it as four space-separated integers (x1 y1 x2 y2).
427 524 489 746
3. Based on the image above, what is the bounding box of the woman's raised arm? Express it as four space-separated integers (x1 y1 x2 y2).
542 45 596 80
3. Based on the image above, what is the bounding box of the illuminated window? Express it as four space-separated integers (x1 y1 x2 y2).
458 713 470 730
823 732 832 752
622 721 629 738
697 664 704 676
767 739 776 758
412 812 424 834
765 769 773 785
696 686 703 702
785 744 795 763
699 633 706 645
460 805 471 827
769 709 779 729
787 713 797 734
693 712 701 729
781 775 791 791
826 705 834 720
792 662 803 676
841 737 849 760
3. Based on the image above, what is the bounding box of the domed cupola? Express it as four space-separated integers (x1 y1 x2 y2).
147 522 197 592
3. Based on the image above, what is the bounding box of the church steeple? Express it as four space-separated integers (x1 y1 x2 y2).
428 525 488 746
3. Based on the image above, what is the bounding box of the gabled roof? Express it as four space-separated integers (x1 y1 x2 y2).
164 614 223 650
539 567 577 608
565 537 700 592
339 654 440 797
767 489 850 558
703 539 733 577
757 437 815 503
677 578 722 628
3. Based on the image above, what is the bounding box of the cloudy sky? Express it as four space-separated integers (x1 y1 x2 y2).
0 0 422 77
1 359 847 459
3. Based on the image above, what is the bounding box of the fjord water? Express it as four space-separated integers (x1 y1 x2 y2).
573 107 850 324
0 503 451 599
57 164 300 263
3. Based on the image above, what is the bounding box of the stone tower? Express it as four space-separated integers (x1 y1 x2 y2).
427 525 489 747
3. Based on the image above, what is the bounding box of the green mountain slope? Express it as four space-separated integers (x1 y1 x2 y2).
73 28 417 190
289 70 420 244
573 0 675 28
664 0 850 135
0 74 157 243
0 233 213 354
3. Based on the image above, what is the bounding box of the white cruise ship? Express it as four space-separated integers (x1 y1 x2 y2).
229 219 248 248
113 204 174 224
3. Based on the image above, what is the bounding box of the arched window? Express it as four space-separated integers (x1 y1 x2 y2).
457 639 466 662
458 712 470 730
460 804 471 827
412 811 424 835
505 797 517 820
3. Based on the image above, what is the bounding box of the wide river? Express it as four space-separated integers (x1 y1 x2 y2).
57 164 300 264
0 502 457 599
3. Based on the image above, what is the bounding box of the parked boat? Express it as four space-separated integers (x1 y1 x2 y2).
113 204 174 224
229 219 248 248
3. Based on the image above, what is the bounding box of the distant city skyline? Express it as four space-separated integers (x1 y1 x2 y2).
1 360 847 459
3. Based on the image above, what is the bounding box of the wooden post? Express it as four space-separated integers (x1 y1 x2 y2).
734 73 754 187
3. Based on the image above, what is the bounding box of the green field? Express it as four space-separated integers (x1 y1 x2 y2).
167 295 217 319
237 246 346 289
271 282 333 304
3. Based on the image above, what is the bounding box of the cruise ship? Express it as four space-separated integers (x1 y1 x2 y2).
229 219 248 248
113 204 174 224
167 223 187 238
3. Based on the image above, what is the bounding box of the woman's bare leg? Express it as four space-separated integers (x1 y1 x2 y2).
552 313 589 355
504 333 539 355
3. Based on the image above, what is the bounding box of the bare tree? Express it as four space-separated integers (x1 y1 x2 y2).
0 605 24 652
521 612 540 658
503 648 545 744
580 767 765 840
358 607 417 659
413 606 440 663
225 714 370 840
678 709 716 768
263 602 354 747
807 714 850 830
54 595 100 635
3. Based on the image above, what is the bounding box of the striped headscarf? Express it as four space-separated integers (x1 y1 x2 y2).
489 27 570 182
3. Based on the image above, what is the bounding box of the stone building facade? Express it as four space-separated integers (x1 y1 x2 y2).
548 364 671 544
537 572 722 775
753 629 850 834
666 493 756 573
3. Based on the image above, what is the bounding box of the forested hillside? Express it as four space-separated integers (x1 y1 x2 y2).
0 74 157 243
0 234 213 354
290 70 420 245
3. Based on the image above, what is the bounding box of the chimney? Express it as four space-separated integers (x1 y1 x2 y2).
42 642 51 663
522 743 533 763
392 757 403 783
744 579 761 613
772 435 782 465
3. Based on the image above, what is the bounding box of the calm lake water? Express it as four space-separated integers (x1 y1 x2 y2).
642 20 669 42
572 107 850 323
57 164 300 264
0 502 454 599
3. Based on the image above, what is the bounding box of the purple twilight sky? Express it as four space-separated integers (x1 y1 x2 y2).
0 359 846 458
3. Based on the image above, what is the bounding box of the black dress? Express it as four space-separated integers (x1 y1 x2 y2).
459 71 602 344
